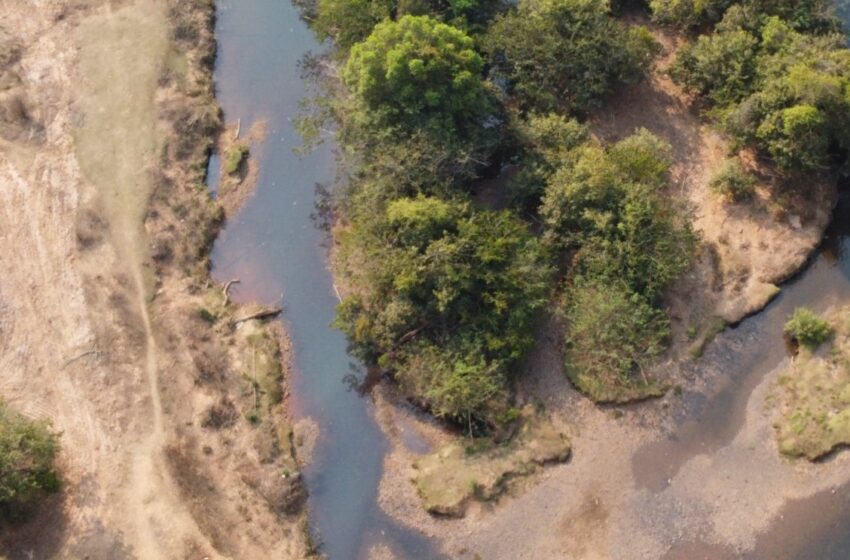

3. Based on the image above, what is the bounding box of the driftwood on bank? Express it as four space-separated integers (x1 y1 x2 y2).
222 278 241 306
232 307 282 326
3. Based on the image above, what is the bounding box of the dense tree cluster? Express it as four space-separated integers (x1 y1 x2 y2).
650 0 840 31
484 0 658 114
335 196 551 422
312 0 506 50
301 0 697 425
536 124 695 400
665 2 850 171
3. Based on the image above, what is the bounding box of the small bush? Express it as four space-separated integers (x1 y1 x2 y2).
0 402 60 518
196 307 217 323
224 144 249 175
785 307 832 349
709 159 756 202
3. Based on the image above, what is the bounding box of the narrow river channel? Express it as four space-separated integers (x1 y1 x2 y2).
208 1 441 558
207 1 850 558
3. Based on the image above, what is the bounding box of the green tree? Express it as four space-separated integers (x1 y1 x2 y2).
670 27 759 106
756 103 828 170
671 10 850 171
343 15 495 146
310 0 505 50
650 0 840 31
537 130 694 401
335 196 552 423
564 278 669 402
0 402 60 518
484 0 658 114
650 0 733 28
313 0 394 51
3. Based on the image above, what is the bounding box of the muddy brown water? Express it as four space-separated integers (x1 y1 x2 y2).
207 0 850 557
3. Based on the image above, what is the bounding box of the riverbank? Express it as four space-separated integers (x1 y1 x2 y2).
0 1 309 557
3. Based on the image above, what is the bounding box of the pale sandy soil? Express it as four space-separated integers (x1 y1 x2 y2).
0 1 308 558
373 23 843 560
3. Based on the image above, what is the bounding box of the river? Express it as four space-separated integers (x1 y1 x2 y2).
208 1 850 558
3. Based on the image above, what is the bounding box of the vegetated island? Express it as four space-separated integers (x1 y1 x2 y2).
296 0 848 514
775 306 850 460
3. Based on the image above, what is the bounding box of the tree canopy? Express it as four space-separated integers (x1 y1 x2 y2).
670 6 850 170
0 402 60 518
538 128 695 400
335 196 552 422
312 0 506 50
484 0 658 114
341 15 499 177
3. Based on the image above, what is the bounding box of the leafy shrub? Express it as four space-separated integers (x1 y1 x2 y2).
224 144 248 175
564 278 669 402
311 0 506 50
537 129 694 400
651 0 840 31
343 15 495 148
0 402 60 518
709 158 756 201
484 0 658 114
650 0 733 28
784 307 833 349
335 196 552 424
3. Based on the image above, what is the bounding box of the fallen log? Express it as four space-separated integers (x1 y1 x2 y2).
232 307 282 326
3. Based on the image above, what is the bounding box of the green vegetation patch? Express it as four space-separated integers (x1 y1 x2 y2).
538 126 695 402
667 2 850 172
413 413 570 516
784 307 833 350
775 306 850 460
484 0 658 114
335 196 552 425
0 401 60 519
709 158 756 202
224 143 249 175
299 0 680 424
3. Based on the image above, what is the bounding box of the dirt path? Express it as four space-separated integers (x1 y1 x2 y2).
72 4 217 555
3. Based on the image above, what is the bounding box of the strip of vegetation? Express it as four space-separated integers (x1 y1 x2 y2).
299 0 693 428
0 401 60 521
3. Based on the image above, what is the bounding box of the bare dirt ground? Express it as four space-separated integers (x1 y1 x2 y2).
0 0 309 558
374 23 844 560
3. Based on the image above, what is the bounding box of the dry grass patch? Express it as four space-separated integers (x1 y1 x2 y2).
413 411 570 517
774 306 850 460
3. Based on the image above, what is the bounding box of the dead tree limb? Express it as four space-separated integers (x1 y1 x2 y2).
232 307 282 326
62 348 101 370
222 278 241 306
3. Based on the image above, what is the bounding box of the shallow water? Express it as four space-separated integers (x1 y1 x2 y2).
209 2 440 558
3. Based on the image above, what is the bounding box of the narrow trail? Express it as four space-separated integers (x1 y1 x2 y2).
72 2 222 556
